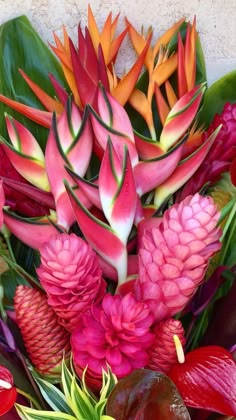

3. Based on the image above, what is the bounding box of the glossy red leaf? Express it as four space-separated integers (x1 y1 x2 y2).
0 365 17 416
106 369 190 419
169 346 236 417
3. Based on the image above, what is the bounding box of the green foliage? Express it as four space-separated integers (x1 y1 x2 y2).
0 15 68 149
15 360 116 420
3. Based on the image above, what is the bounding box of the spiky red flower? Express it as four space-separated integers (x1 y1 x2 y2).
14 285 71 379
71 293 154 390
36 233 106 332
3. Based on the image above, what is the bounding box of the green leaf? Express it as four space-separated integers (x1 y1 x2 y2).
34 377 75 416
70 376 95 419
197 70 236 128
0 15 68 149
15 405 78 420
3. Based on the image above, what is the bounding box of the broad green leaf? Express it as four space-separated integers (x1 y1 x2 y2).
0 15 68 149
34 377 75 416
197 70 236 128
15 405 78 420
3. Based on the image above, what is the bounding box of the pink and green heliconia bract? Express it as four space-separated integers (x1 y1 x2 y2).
0 6 236 419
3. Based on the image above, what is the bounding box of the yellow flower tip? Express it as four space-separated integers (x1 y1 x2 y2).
173 334 185 364
0 379 12 389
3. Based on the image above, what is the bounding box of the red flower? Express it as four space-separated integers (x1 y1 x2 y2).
0 364 17 416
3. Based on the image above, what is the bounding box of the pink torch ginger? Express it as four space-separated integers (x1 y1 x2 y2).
135 193 222 322
37 233 106 332
71 293 154 390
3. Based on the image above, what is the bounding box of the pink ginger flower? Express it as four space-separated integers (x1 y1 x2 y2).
36 233 106 332
147 318 186 374
71 293 154 390
135 193 221 322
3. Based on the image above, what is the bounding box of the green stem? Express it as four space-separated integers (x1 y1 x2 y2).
189 309 208 350
16 388 42 410
219 203 236 265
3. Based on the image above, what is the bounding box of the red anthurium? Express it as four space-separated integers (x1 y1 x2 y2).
169 346 236 417
0 365 17 416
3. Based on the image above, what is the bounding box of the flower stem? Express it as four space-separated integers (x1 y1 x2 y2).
16 388 42 410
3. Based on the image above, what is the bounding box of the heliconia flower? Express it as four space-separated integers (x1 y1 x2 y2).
177 102 236 201
2 209 58 250
71 293 154 390
36 233 106 332
90 86 139 165
0 145 53 217
45 99 93 229
14 285 71 379
0 365 17 416
147 318 186 374
99 140 137 244
154 126 220 208
135 193 222 322
0 114 50 191
159 84 205 151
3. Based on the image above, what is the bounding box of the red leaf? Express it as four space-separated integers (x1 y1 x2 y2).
106 369 190 419
169 346 236 417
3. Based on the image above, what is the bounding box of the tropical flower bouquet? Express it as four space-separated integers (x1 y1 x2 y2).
0 6 236 419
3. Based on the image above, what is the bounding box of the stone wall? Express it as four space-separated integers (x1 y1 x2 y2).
0 0 235 85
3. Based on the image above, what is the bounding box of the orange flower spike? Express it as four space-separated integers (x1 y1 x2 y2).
19 69 64 114
154 83 170 126
177 32 188 98
125 18 154 73
129 89 155 139
50 34 81 108
99 12 112 64
112 33 152 106
165 80 178 108
152 17 185 60
151 52 178 90
185 17 197 91
88 4 100 54
110 17 129 64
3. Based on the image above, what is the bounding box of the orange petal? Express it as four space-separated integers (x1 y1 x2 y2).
152 17 185 59
88 4 100 53
185 18 197 91
152 53 178 86
154 83 170 126
19 69 63 114
129 89 155 137
165 80 178 108
112 34 152 105
126 18 153 72
100 12 112 64
177 32 188 97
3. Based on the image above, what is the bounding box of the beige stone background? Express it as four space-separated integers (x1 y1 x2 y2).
0 0 235 85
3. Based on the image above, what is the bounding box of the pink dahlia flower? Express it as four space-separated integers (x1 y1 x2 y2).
71 293 154 390
147 318 186 374
135 193 221 322
36 233 106 332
